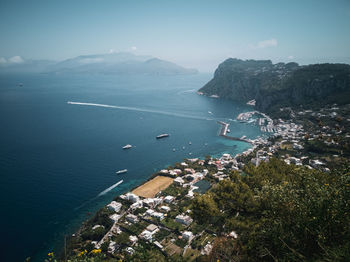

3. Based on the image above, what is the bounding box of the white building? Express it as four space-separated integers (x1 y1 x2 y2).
126 214 138 223
139 230 153 241
146 224 159 234
109 214 121 222
124 193 140 203
145 209 155 216
129 235 138 245
125 247 135 255
107 201 122 212
176 215 193 226
174 177 185 185
130 201 143 210
182 231 193 241
160 206 171 212
164 195 175 203
153 212 165 221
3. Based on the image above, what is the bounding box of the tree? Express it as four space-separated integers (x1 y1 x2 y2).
192 194 220 224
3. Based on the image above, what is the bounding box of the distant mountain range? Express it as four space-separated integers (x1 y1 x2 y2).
0 52 198 75
199 58 350 113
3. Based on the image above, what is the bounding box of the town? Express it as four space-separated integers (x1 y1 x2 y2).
64 103 350 261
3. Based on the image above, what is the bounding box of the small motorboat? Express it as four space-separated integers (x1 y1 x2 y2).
116 169 128 175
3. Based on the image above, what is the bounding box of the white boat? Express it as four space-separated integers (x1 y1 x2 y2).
172 148 176 152
208 111 213 114
189 141 192 145
227 129 231 133
122 144 132 149
156 134 169 139
116 169 128 174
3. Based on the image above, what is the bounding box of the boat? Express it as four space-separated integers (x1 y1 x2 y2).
172 148 176 152
240 135 247 139
208 111 213 114
189 141 192 145
122 144 132 149
227 129 231 133
116 169 127 174
156 134 169 139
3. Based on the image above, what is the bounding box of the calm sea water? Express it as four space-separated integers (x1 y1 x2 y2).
0 73 261 261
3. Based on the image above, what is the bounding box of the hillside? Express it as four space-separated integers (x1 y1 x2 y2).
0 52 198 76
199 58 350 113
46 52 198 75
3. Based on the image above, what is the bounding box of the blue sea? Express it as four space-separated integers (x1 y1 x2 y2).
0 73 261 261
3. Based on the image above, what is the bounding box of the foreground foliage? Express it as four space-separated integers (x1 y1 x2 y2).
192 159 350 261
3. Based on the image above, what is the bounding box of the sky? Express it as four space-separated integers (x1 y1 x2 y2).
0 0 349 72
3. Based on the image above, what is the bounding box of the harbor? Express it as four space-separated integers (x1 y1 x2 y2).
217 121 253 144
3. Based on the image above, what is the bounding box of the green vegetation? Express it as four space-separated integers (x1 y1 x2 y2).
191 159 350 261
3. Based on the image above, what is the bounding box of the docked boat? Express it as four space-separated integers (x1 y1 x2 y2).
122 144 132 149
116 169 128 175
156 134 169 139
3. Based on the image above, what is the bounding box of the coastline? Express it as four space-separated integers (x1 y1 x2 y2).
52 101 350 261
51 109 263 260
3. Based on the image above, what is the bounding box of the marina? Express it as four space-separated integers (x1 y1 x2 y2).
217 121 253 144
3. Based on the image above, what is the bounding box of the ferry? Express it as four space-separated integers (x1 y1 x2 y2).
122 144 132 149
156 134 169 139
116 169 128 175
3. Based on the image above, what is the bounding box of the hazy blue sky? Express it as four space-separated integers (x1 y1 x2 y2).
0 0 349 71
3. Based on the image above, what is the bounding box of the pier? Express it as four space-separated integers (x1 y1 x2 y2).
217 121 253 144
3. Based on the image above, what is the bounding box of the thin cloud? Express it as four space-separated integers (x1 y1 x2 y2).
8 56 24 63
257 39 277 48
130 46 137 51
250 39 278 49
288 55 294 60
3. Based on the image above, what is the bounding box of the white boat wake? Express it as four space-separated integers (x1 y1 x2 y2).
74 179 123 210
177 89 196 94
98 179 123 196
67 101 214 121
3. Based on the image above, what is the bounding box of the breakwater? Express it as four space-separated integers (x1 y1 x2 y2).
217 121 253 144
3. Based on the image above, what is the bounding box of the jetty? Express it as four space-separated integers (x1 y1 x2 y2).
217 121 252 144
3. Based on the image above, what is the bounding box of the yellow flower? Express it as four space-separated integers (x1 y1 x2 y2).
48 252 54 257
324 183 329 186
92 249 102 254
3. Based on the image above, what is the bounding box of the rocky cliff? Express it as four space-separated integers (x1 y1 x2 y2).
199 58 350 112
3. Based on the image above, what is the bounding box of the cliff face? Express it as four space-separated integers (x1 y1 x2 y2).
199 58 350 112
